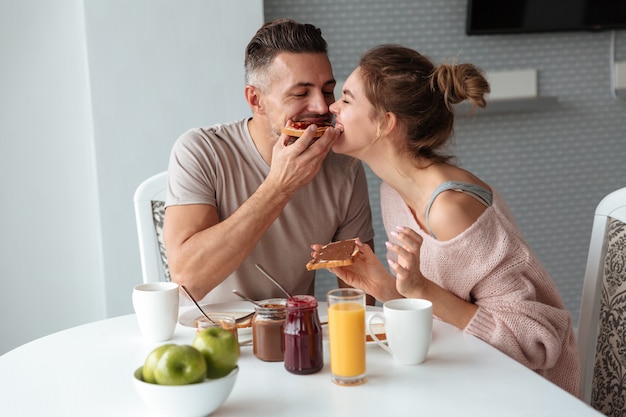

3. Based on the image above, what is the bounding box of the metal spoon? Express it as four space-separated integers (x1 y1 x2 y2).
254 263 293 299
180 285 214 323
232 290 264 307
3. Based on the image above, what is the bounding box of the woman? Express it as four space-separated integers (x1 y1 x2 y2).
324 45 580 396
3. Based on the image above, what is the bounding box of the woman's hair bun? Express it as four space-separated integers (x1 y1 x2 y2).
430 63 490 110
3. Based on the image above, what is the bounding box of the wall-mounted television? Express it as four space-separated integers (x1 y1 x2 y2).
466 0 626 35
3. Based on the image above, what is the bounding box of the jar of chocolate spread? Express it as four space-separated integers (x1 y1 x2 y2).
252 298 287 362
284 295 324 374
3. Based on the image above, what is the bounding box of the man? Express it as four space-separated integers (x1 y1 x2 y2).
164 19 374 304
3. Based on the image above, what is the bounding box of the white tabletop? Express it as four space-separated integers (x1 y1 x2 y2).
0 307 601 417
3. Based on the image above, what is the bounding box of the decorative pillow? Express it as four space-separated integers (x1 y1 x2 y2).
151 200 171 282
591 217 626 416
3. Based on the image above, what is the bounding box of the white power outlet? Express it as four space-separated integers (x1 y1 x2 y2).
486 69 537 100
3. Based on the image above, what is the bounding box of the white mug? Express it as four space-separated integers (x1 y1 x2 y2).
132 282 180 342
367 298 433 365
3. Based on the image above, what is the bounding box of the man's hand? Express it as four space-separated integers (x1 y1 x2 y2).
265 124 340 196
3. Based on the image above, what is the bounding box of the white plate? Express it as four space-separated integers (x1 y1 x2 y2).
178 301 255 337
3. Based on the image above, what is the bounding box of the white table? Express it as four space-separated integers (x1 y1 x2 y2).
0 307 601 417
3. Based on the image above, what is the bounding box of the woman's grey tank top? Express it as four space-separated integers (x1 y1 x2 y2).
424 181 493 239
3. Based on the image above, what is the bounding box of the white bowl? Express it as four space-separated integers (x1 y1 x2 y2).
133 366 238 417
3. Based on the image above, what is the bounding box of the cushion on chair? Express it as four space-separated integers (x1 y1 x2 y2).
152 201 172 282
591 217 626 415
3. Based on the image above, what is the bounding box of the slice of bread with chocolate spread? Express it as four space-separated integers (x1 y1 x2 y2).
306 238 360 271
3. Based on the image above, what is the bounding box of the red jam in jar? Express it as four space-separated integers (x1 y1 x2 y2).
284 295 324 374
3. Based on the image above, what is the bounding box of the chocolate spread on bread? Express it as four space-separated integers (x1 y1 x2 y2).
306 239 359 271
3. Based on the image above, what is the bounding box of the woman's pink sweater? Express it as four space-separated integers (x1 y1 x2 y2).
380 182 580 397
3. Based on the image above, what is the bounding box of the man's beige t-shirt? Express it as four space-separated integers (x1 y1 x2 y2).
166 118 374 304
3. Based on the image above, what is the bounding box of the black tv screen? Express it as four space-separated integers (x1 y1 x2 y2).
466 0 626 35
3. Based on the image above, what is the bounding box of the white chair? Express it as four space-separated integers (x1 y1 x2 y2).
133 171 170 283
578 187 626 413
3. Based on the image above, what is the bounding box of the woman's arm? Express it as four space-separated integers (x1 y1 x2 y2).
386 227 478 329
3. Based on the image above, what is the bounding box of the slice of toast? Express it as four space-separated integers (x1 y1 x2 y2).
306 238 360 271
366 322 387 342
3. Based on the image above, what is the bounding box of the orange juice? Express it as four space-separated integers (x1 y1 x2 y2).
328 302 366 379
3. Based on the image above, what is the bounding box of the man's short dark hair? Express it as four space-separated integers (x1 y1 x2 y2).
245 19 328 89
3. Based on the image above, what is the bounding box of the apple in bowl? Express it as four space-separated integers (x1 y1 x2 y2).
192 327 240 379
142 344 207 385
134 333 240 417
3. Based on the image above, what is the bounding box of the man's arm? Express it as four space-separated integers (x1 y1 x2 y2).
164 126 341 301
164 180 291 301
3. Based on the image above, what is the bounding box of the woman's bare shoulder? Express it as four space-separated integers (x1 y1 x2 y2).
427 189 488 241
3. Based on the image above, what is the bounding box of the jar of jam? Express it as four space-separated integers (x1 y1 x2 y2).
252 298 287 362
284 295 324 374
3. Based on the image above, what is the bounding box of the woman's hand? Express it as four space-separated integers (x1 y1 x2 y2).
387 226 478 329
386 227 429 298
316 239 401 302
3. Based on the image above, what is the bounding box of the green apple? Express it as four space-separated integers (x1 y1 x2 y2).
142 343 176 383
153 345 207 385
192 327 240 379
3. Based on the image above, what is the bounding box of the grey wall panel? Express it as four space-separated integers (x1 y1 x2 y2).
266 0 626 325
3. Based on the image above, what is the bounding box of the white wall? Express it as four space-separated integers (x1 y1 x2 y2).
0 0 105 355
82 0 263 317
0 0 263 355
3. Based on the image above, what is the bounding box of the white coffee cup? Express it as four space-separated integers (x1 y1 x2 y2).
367 298 433 365
132 282 180 342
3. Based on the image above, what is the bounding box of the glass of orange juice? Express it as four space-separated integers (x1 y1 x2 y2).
327 288 366 386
